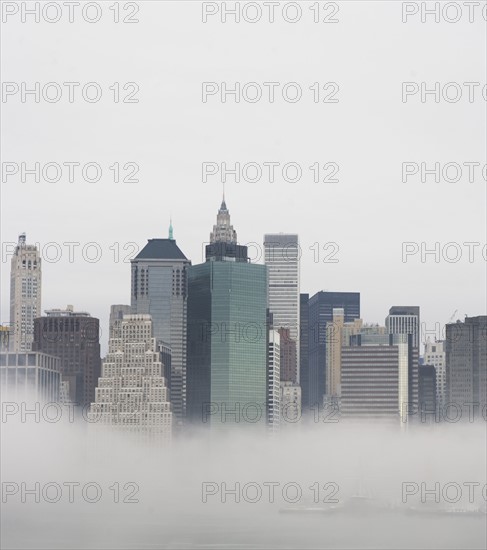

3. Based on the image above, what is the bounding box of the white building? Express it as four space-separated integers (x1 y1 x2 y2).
9 234 41 352
267 328 280 432
264 234 300 382
280 381 301 426
385 306 420 349
88 314 172 442
424 339 446 408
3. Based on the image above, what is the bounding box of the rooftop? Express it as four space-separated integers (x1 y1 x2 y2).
134 238 188 261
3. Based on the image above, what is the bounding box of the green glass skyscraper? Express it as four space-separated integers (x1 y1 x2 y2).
187 197 267 428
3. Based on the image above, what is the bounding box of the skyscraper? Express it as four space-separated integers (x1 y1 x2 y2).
299 293 310 408
267 325 281 432
187 198 268 428
385 306 420 414
33 305 101 406
418 364 437 421
385 306 421 349
424 339 446 408
9 234 41 352
278 327 298 382
130 227 190 422
341 332 414 423
109 305 132 337
325 309 363 402
264 234 300 381
307 291 360 410
88 314 172 441
445 316 487 415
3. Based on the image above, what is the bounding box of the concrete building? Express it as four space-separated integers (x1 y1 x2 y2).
0 351 61 403
131 226 190 422
33 305 101 406
385 306 421 349
187 198 267 429
88 314 172 441
264 234 300 382
341 334 414 423
445 316 487 415
109 305 132 337
280 381 301 425
424 340 446 408
9 234 41 352
385 306 420 414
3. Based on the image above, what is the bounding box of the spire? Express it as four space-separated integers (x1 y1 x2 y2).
210 192 237 244
168 218 174 240
220 182 227 212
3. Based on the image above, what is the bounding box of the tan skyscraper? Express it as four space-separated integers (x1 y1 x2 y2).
325 309 363 401
9 234 41 352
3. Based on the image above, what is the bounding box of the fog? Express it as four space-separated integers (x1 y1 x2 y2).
1 408 486 549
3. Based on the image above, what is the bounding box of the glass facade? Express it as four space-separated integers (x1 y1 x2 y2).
0 352 61 403
187 261 267 428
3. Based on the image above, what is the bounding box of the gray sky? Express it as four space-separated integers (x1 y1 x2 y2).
1 1 486 353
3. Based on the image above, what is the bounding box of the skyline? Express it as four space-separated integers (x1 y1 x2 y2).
2 191 484 356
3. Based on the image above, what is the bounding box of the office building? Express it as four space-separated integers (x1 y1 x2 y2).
33 305 101 406
418 364 437 421
280 381 301 425
424 339 446 408
267 327 281 432
385 306 420 349
264 234 300 381
341 333 414 423
9 234 41 352
88 314 172 441
131 226 190 421
307 291 360 410
187 198 268 428
0 351 61 403
445 316 487 414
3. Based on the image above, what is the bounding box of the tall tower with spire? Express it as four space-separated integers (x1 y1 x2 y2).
206 195 248 262
187 196 268 429
210 195 237 244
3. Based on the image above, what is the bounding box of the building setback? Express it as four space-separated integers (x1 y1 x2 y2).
33 305 101 406
9 234 41 352
88 314 172 441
